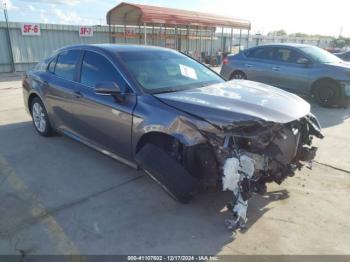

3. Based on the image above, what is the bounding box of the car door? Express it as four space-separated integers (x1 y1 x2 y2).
269 47 313 93
243 46 278 86
71 50 136 160
44 49 82 132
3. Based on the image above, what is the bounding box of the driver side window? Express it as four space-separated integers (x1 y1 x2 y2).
80 51 126 90
272 48 306 63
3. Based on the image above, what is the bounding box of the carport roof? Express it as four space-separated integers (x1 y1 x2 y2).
106 2 251 29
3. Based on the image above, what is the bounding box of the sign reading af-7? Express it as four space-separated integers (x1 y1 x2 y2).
79 26 93 37
21 23 40 36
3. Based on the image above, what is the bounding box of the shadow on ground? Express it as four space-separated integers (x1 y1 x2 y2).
300 96 350 128
0 121 290 254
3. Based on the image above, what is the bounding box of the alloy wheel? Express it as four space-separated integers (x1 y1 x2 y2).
32 102 46 133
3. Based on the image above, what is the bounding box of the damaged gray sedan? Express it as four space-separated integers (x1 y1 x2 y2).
23 44 323 230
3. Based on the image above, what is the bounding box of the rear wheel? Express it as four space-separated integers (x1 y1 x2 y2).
312 80 341 107
30 97 54 137
230 71 247 80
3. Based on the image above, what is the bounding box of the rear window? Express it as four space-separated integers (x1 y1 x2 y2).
54 50 80 81
245 47 274 60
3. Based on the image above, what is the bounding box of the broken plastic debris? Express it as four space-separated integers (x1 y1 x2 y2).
222 154 255 231
222 157 240 192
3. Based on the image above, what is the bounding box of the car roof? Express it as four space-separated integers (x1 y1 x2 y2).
248 43 314 49
57 44 172 54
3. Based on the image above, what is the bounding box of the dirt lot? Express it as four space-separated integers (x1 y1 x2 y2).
0 72 349 255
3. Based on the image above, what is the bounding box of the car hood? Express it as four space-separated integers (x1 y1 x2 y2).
155 80 311 127
322 61 350 70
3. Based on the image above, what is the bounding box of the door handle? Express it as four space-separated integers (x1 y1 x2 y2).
74 90 83 99
272 66 280 71
245 63 252 68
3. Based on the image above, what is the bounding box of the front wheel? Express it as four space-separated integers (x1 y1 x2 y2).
31 97 54 137
312 80 341 107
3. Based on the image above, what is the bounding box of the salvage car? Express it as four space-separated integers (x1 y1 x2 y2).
221 43 350 107
23 44 323 230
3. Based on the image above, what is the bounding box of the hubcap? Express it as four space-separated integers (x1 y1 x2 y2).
32 102 46 133
319 86 334 102
233 73 244 79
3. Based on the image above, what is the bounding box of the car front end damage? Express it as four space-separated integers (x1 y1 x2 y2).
199 113 323 230
138 80 325 230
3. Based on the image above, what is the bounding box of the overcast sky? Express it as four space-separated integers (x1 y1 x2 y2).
1 0 349 37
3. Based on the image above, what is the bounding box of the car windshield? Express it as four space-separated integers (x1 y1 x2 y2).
118 50 224 94
300 46 341 63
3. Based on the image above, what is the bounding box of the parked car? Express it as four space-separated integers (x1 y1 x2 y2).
220 44 350 107
23 44 323 230
334 50 350 62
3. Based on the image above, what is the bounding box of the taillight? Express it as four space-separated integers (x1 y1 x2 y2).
223 57 229 65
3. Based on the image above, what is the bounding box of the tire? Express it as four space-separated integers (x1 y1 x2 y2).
230 71 247 80
136 144 200 204
30 97 54 137
312 80 341 107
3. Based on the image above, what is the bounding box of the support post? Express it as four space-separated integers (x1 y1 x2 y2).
229 27 233 54
195 26 198 58
186 25 190 53
159 24 162 46
152 25 155 45
138 24 141 44
210 28 214 64
3 3 15 72
108 24 112 43
164 25 167 47
124 24 127 43
175 25 178 50
221 26 224 51
144 22 147 45
246 30 250 49
239 29 242 51
113 25 116 44
204 27 207 57
107 13 112 44
199 26 202 62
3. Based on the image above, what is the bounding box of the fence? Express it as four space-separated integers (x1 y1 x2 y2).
0 21 334 73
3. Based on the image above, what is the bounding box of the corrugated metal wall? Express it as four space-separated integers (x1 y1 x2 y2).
0 26 13 73
0 21 333 73
0 22 112 72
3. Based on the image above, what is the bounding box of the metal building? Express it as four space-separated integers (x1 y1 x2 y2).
106 2 251 63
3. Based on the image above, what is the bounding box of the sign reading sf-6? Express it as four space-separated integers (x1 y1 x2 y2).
79 26 93 37
21 23 40 36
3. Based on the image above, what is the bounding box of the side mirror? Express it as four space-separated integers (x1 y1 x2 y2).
95 81 121 95
297 58 311 67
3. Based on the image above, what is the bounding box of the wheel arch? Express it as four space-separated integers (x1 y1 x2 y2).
134 131 219 184
135 131 182 154
28 92 41 114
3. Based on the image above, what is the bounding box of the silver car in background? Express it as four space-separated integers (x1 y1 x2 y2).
221 44 350 107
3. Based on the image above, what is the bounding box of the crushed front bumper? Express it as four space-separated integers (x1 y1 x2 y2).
206 114 323 231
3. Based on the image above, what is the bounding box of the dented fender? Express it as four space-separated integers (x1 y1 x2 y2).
132 94 216 156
